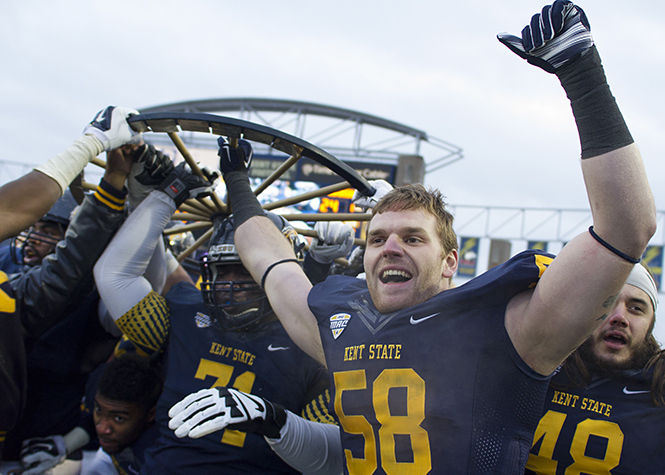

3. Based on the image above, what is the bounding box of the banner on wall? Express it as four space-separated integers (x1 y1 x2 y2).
457 237 480 278
642 245 663 290
527 241 548 252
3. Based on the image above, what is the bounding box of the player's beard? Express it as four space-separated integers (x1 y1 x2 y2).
579 336 655 377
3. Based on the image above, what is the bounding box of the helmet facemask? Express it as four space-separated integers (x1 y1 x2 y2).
199 213 304 332
200 255 272 331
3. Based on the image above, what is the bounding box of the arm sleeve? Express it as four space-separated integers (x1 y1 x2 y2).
265 411 344 475
11 179 126 340
143 238 168 295
94 190 175 355
94 190 175 320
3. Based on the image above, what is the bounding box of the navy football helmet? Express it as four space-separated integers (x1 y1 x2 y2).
200 212 304 331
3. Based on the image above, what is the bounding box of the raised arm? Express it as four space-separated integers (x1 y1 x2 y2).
0 106 140 241
219 139 325 364
12 149 133 339
94 156 215 353
499 1 657 374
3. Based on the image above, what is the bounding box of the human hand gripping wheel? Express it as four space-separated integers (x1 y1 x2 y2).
156 162 219 207
83 105 142 151
127 144 175 208
351 179 393 210
168 387 286 439
217 137 253 175
497 0 593 73
20 435 67 475
308 221 355 264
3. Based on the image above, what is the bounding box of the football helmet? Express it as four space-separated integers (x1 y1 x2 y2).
11 190 78 266
200 212 304 331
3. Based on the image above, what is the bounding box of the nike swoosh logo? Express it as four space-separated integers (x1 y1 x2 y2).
267 344 290 351
409 313 440 325
622 386 650 395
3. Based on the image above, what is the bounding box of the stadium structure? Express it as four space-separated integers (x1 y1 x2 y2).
1 97 664 291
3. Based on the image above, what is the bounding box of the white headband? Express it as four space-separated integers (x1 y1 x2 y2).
626 264 659 313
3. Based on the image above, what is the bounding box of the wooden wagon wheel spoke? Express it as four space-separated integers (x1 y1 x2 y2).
84 112 379 269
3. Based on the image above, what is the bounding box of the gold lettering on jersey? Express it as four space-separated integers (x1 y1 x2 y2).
552 390 612 417
209 342 233 358
233 348 256 366
208 342 256 366
551 390 580 408
580 397 612 417
342 343 402 361
368 343 402 360
344 344 366 361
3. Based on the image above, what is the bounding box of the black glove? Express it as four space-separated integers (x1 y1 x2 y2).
168 387 286 439
128 144 176 209
157 162 219 207
497 0 593 73
217 138 253 175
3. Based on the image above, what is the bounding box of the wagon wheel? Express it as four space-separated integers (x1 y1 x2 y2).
83 112 375 266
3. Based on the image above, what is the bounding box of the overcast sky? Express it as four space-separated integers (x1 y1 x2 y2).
2 0 665 339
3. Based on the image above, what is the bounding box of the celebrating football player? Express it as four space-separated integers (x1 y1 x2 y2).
93 157 335 473
0 106 140 460
526 263 665 473
174 1 657 472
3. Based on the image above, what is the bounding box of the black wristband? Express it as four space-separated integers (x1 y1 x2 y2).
261 258 299 289
223 171 264 227
556 46 633 159
588 226 640 264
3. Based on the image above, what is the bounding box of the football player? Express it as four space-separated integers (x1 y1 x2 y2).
94 168 336 473
0 106 140 460
526 263 665 473
185 1 657 472
19 354 163 475
7 190 78 269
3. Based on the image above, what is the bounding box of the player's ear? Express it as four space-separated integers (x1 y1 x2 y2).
442 249 458 279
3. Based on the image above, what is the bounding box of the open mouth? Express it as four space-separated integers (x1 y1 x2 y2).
603 331 628 348
380 269 412 284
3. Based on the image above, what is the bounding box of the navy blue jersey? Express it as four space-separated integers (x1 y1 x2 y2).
0 271 22 458
526 368 665 474
309 250 554 474
135 282 331 474
111 423 158 475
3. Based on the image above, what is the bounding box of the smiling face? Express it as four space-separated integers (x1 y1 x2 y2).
585 283 655 370
364 209 458 313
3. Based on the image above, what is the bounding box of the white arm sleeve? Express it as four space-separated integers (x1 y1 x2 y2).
265 411 343 475
143 238 168 295
94 190 176 320
34 135 103 194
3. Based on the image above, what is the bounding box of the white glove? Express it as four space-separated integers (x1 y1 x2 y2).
20 435 67 475
83 105 141 151
351 179 393 210
168 387 285 439
308 221 355 264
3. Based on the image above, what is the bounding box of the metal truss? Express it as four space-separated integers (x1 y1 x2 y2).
450 204 665 246
138 97 463 174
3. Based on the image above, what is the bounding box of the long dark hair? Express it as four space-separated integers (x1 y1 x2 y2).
559 334 665 407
